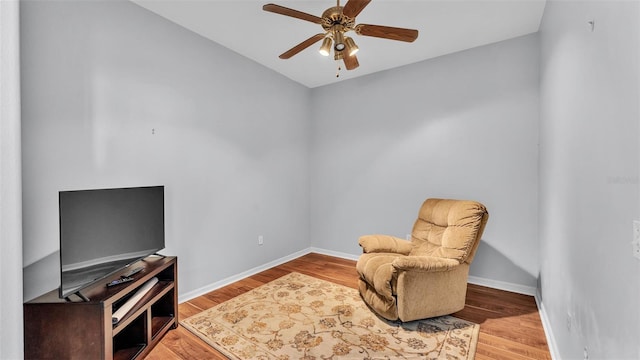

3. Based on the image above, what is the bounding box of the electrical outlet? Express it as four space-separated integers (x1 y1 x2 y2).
258 235 264 246
566 312 572 332
633 221 640 260
583 346 589 360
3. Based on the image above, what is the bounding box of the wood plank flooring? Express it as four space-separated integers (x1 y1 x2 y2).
144 253 550 359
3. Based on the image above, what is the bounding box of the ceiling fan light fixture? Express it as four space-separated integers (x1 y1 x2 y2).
319 36 332 56
345 36 359 56
333 29 345 51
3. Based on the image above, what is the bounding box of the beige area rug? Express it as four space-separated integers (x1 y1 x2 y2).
181 272 479 359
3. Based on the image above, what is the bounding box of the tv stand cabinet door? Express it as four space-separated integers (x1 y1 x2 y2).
24 302 108 360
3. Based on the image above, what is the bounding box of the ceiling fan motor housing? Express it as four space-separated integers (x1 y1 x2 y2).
321 6 356 32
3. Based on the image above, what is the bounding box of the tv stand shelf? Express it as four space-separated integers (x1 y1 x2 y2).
24 256 178 360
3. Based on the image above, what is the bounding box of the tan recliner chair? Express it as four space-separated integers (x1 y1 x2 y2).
356 198 489 322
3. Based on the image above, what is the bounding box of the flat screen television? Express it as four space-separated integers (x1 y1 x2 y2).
59 185 165 299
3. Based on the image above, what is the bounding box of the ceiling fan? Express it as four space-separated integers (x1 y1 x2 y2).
263 0 418 75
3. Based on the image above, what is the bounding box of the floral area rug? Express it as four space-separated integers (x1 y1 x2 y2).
181 272 479 359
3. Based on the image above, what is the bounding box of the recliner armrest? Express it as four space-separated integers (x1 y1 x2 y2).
392 256 460 272
358 235 413 255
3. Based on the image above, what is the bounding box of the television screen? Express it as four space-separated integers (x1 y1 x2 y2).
59 186 165 299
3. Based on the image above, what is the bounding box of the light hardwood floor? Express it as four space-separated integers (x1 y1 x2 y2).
145 253 551 359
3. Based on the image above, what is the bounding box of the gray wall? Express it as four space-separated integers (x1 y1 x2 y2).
539 1 640 359
310 34 540 289
0 1 23 358
21 0 311 300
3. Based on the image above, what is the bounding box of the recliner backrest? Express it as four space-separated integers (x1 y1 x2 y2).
409 198 488 264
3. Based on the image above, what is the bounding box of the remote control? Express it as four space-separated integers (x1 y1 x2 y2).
107 277 134 287
122 266 144 278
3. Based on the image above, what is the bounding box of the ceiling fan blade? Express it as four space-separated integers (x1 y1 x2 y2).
342 0 371 18
263 3 323 24
343 53 360 70
355 24 419 42
279 33 326 59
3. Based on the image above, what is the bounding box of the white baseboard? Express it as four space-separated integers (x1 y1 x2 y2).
309 247 360 261
179 249 538 299
178 247 362 303
178 248 311 303
535 291 560 360
467 275 537 296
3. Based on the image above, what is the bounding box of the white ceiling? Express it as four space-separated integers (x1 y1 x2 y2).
131 0 546 88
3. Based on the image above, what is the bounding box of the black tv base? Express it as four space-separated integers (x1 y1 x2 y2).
24 256 178 360
70 290 91 302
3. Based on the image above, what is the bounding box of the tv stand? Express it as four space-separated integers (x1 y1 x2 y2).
24 256 178 360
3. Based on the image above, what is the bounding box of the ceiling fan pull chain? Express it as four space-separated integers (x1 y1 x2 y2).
336 61 341 77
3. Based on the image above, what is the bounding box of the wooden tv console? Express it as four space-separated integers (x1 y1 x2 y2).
24 256 178 360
